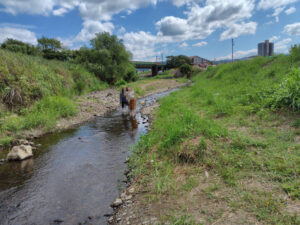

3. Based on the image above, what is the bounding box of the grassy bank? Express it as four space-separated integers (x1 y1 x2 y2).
129 55 300 224
0 49 107 146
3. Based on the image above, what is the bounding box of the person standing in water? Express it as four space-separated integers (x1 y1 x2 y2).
120 87 128 114
127 87 136 117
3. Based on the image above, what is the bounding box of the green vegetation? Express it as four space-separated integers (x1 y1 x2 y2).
1 33 137 84
180 63 192 79
166 55 191 68
129 53 300 224
1 39 40 56
75 32 138 84
0 49 107 145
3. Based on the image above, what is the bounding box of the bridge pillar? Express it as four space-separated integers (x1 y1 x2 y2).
152 65 158 76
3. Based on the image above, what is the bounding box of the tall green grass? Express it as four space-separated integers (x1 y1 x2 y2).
0 96 77 133
0 49 107 107
129 54 300 224
0 49 108 145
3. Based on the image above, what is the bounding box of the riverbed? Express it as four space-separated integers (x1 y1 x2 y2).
0 89 178 225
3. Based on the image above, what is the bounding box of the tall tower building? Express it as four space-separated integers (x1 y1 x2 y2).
258 40 274 56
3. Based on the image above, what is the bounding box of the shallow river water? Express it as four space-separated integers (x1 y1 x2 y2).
0 89 177 225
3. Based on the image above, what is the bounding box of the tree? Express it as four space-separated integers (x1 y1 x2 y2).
166 55 191 68
75 32 137 84
1 38 40 56
180 63 192 79
38 37 62 51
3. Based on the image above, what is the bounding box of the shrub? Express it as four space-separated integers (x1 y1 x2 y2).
179 63 192 79
290 44 300 64
115 79 127 87
267 68 300 111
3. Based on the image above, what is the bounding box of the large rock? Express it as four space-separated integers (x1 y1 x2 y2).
7 145 33 161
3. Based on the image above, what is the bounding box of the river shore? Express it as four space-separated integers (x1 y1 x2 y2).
0 79 186 152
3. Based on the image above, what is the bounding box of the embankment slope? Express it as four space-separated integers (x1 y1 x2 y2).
115 55 300 224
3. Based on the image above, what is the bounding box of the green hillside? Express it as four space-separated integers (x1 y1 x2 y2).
129 54 300 224
0 49 107 146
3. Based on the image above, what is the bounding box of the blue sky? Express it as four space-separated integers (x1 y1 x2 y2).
0 0 300 61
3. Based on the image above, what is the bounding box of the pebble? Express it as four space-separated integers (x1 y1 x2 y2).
205 170 209 179
108 217 113 223
111 198 122 207
125 195 133 201
128 187 135 194
19 139 29 145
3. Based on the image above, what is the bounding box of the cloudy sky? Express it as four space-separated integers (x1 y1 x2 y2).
0 0 300 61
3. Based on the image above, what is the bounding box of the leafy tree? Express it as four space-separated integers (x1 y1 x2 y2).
166 55 191 68
75 32 137 84
1 39 40 56
38 37 62 51
180 63 192 79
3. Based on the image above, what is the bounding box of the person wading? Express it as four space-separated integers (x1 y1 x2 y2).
120 87 128 114
126 87 136 118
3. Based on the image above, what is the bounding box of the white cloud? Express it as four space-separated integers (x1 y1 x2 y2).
216 48 257 61
0 27 37 45
257 0 298 10
220 22 257 40
117 26 126 35
53 7 68 16
170 0 202 7
156 16 187 36
122 31 158 61
193 41 207 47
271 6 285 22
0 0 157 20
257 0 299 22
284 22 300 36
78 0 157 21
0 0 55 15
275 38 292 53
156 0 255 42
61 20 114 47
179 42 188 48
270 35 280 42
285 6 296 14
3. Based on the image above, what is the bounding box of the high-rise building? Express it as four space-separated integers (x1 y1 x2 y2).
258 40 274 56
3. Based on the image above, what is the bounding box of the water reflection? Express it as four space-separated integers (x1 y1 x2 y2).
0 88 179 225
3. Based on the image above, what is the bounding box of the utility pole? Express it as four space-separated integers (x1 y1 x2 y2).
232 38 234 63
161 53 164 64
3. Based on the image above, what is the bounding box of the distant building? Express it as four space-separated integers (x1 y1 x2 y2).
258 40 274 56
190 56 212 68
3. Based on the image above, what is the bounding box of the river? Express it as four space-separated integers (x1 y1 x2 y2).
0 89 177 225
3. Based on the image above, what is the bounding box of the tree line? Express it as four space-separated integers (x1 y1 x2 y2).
0 33 137 84
1 33 196 83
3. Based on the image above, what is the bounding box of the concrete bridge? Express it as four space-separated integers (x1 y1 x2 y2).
132 61 166 76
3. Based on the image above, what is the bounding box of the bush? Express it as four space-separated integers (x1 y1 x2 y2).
267 68 300 111
115 79 127 87
180 63 192 79
290 44 300 64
